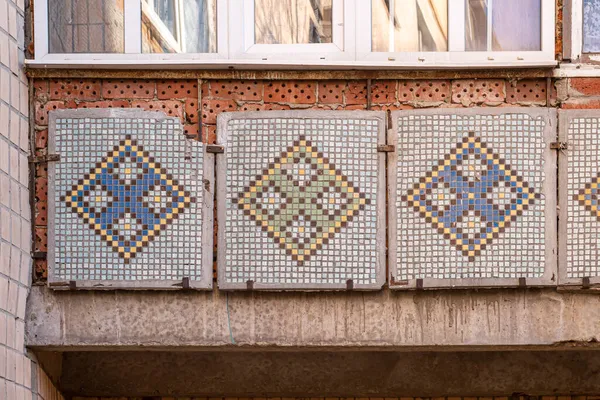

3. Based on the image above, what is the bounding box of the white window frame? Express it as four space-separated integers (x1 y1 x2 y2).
30 0 555 68
563 0 600 63
563 0 581 61
34 0 229 63
355 0 555 67
228 0 354 62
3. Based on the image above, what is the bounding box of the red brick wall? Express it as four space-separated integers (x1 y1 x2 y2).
31 77 565 281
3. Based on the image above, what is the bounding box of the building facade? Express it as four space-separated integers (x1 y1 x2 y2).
1 0 600 398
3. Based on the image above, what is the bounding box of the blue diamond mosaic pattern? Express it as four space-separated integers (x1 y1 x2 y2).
566 116 600 278
51 113 206 283
396 113 547 280
222 116 381 288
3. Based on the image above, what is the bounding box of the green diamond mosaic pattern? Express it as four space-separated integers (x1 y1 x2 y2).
395 113 547 280
223 117 381 288
51 114 205 283
566 117 600 278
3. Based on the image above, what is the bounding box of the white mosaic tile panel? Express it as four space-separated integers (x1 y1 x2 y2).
218 111 385 290
391 109 557 288
561 112 600 282
48 110 212 289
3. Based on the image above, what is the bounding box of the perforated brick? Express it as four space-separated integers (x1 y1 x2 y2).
202 125 216 144
157 80 198 100
35 201 47 225
35 228 47 252
202 99 237 124
49 79 101 101
33 80 49 100
35 101 68 125
371 80 397 104
318 81 345 104
183 123 200 139
35 129 47 150
398 80 450 103
102 80 155 99
132 100 184 119
264 81 316 104
210 80 263 101
507 80 547 104
185 99 199 123
452 80 505 104
346 81 368 105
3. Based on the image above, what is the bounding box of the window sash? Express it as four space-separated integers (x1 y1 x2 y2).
32 0 555 67
355 0 555 65
229 0 352 61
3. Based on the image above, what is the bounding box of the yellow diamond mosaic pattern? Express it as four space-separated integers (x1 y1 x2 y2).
223 116 382 288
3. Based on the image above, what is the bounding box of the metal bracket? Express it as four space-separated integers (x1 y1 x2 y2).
32 251 47 260
582 277 591 289
377 144 395 153
416 278 424 290
518 277 527 288
28 154 60 164
550 142 568 151
346 279 354 291
182 277 190 289
69 280 77 290
206 144 224 154
246 280 254 290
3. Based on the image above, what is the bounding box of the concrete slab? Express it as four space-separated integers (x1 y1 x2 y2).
26 286 600 349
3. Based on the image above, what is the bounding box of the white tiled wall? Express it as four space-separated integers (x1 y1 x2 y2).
0 0 63 398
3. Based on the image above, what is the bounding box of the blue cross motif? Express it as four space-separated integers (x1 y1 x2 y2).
404 133 538 261
64 137 193 261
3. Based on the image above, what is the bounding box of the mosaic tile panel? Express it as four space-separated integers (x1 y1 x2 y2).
390 109 557 289
217 111 386 290
48 110 213 289
559 110 600 285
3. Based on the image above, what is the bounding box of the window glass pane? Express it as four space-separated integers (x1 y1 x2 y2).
371 0 448 52
465 0 541 51
142 0 217 53
584 0 600 53
254 0 333 44
48 0 125 53
465 0 487 51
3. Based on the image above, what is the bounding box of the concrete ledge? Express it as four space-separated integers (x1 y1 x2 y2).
26 286 600 349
